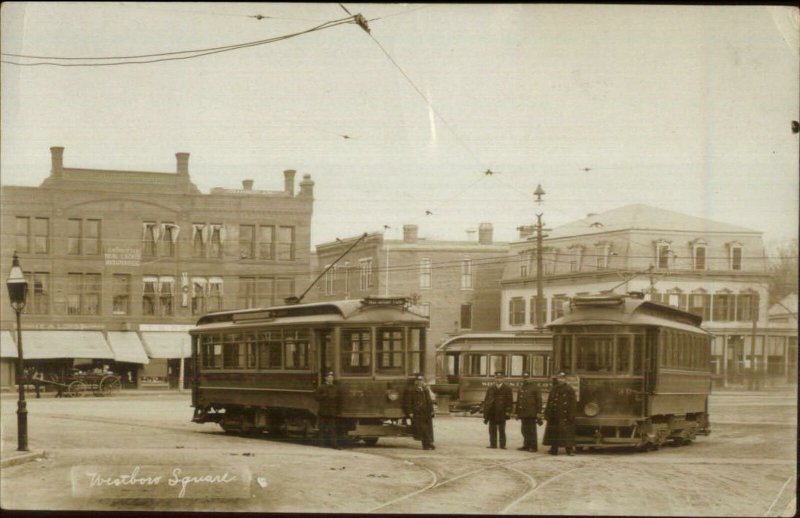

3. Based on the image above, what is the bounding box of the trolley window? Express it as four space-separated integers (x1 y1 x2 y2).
223 334 247 369
446 354 457 376
284 330 310 370
342 329 371 375
408 328 424 374
200 334 222 369
509 354 528 377
575 335 614 373
258 330 283 369
377 327 404 374
557 335 572 374
531 354 547 377
465 354 487 376
633 335 644 375
488 354 506 376
616 336 631 373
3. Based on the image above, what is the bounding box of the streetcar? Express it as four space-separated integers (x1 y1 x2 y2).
548 292 713 450
433 332 553 413
190 296 428 444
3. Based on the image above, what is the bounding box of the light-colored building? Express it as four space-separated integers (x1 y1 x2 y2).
500 204 796 387
1 146 314 389
311 223 509 378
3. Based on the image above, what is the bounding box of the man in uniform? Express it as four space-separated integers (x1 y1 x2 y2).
403 373 435 450
515 371 543 452
314 371 342 449
543 371 577 456
483 371 513 449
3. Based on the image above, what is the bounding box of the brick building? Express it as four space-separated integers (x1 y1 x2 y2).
311 223 508 378
500 204 797 387
0 147 314 389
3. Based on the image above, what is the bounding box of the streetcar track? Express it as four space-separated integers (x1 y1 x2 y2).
764 475 796 517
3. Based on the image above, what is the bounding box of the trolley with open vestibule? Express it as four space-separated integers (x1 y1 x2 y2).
433 332 553 413
190 297 428 444
549 292 713 450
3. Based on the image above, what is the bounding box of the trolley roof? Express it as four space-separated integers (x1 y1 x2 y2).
547 294 711 335
191 297 428 333
437 332 552 352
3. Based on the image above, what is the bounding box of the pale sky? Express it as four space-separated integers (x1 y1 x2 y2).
2 3 798 250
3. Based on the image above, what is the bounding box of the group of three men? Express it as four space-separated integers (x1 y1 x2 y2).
314 370 577 455
483 370 577 455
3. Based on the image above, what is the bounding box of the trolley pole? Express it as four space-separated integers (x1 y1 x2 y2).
534 184 546 331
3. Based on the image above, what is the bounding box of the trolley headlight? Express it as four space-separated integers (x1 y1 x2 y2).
386 389 400 402
584 402 600 417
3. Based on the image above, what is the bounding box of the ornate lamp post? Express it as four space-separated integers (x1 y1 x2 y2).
7 252 29 451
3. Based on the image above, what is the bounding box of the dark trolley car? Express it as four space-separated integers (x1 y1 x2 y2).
549 293 713 450
190 297 428 444
434 332 552 413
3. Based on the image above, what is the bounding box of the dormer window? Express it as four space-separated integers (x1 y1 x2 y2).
654 239 672 269
691 239 707 271
727 242 743 271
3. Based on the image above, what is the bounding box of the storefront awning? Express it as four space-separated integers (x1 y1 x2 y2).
107 332 150 364
18 331 115 360
140 332 191 359
1 331 17 359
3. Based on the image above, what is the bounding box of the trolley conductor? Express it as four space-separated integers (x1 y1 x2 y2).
403 373 436 450
483 371 513 449
315 371 342 450
543 371 577 456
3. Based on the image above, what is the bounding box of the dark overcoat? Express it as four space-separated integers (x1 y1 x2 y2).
483 383 513 422
314 383 340 417
403 385 435 444
543 382 577 446
516 381 543 418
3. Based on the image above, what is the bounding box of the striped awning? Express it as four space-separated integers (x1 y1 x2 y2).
107 332 150 364
18 331 115 360
140 332 191 359
1 331 17 359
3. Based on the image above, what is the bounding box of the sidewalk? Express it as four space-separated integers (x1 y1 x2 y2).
0 388 189 399
0 448 46 468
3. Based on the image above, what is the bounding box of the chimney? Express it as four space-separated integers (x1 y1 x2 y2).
242 179 254 191
518 225 535 239
403 224 418 243
176 152 189 175
50 146 64 176
299 174 314 198
478 222 493 244
284 169 296 196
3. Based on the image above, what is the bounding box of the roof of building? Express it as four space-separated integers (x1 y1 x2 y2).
547 204 760 240
768 293 798 316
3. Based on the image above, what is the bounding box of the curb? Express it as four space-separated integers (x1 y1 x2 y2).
0 449 46 468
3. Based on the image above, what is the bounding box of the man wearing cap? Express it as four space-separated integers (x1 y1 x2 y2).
315 371 342 449
483 372 513 449
515 371 543 452
403 374 435 450
543 371 577 456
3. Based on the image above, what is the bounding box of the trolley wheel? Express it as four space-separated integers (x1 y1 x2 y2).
67 381 86 398
363 437 379 446
100 376 121 395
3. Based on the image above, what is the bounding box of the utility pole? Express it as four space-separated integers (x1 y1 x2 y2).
534 184 546 331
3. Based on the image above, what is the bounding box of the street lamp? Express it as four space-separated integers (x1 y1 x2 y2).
7 252 29 451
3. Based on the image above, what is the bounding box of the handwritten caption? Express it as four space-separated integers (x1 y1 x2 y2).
71 465 252 499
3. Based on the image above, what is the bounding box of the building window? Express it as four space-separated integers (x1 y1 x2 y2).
419 258 432 289
736 292 758 322
656 240 672 269
692 240 707 270
161 224 177 258
143 277 157 316
529 296 542 327
277 226 295 261
112 274 130 315
360 258 373 290
730 244 743 271
68 219 82 255
259 225 275 260
192 278 208 315
67 273 101 316
208 277 224 312
85 219 101 255
544 249 557 275
159 277 175 316
551 295 568 321
568 246 583 272
33 217 49 254
15 216 30 253
412 303 431 328
16 217 50 255
324 265 336 295
461 259 473 289
712 292 735 322
23 272 49 315
460 303 472 329
666 289 687 310
192 224 207 257
509 297 525 326
142 222 158 257
236 277 271 309
239 224 255 259
594 243 610 270
209 224 224 258
142 276 173 317
519 252 530 277
688 291 711 320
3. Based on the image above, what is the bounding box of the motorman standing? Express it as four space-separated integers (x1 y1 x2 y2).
483 371 513 449
543 371 577 456
403 373 436 450
315 371 342 450
515 371 543 452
